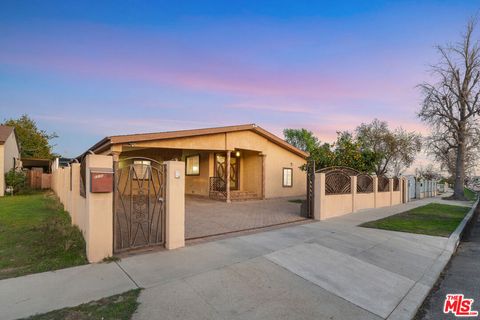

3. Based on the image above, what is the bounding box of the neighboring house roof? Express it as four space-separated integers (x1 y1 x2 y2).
86 124 309 159
59 157 74 167
0 125 14 145
21 157 52 166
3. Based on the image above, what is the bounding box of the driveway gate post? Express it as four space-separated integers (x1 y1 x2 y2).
85 154 113 262
165 161 186 250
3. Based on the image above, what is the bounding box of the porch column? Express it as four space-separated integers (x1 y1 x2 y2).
226 151 231 203
261 154 266 200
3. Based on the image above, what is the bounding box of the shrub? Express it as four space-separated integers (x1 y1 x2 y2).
4 169 26 194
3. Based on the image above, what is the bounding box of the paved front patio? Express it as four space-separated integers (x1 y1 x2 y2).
185 196 306 239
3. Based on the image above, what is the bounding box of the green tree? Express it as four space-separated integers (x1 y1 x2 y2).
307 142 333 168
332 131 378 173
2 114 58 159
356 119 421 176
284 128 378 173
283 128 320 153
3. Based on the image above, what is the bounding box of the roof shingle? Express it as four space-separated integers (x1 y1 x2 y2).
0 126 14 144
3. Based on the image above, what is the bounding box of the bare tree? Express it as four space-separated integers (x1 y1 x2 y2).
418 19 480 199
426 122 480 179
415 164 442 180
356 119 422 176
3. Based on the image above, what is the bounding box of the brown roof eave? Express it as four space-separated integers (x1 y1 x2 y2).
79 123 309 160
76 137 111 161
108 124 256 145
252 126 309 159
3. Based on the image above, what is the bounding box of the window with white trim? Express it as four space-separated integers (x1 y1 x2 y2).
186 155 200 176
283 168 293 187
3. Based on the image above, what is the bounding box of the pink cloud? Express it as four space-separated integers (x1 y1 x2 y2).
0 22 426 108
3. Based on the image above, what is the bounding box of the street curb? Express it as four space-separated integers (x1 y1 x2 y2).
445 196 479 253
387 195 479 320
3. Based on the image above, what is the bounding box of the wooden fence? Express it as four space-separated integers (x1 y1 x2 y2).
27 169 51 189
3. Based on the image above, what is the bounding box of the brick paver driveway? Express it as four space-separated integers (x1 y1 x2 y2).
185 196 307 239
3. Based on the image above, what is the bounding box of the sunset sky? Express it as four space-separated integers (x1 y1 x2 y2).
0 1 478 160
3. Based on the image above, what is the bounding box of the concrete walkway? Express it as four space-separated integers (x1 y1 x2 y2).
0 195 472 320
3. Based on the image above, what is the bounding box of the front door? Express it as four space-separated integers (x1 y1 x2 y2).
215 153 239 190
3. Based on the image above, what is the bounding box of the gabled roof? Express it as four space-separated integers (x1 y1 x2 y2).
87 124 309 159
0 126 14 145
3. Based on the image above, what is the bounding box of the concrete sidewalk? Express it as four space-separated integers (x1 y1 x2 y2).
0 195 472 320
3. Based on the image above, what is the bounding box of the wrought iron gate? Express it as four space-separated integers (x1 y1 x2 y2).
306 161 315 218
114 157 166 253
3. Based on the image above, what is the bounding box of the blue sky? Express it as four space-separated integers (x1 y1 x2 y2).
0 1 478 157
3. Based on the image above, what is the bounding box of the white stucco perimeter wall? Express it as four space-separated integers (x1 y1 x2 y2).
0 131 20 196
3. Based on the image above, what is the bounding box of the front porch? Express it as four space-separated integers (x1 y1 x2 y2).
116 146 265 202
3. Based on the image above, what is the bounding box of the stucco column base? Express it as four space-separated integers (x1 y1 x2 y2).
70 163 80 225
85 154 114 263
313 173 325 220
389 178 394 206
165 161 185 250
351 176 357 213
373 176 378 208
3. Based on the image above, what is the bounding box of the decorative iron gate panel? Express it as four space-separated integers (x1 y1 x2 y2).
306 161 315 218
114 158 166 253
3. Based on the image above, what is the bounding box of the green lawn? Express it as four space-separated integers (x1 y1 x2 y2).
464 188 477 201
23 289 141 320
361 203 470 237
0 191 87 280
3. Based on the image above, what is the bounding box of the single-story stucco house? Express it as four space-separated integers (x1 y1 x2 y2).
85 124 308 201
0 126 21 196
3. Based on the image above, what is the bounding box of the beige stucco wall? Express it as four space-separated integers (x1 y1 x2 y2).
392 191 402 205
85 155 114 262
165 161 185 249
183 150 210 196
376 191 391 208
51 155 113 262
0 132 20 196
225 131 306 198
356 193 374 211
133 133 228 151
314 173 409 220
323 194 353 219
52 154 187 261
240 150 262 196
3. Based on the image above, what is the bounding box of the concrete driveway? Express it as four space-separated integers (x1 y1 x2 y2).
1 196 469 320
130 196 461 320
185 196 306 239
